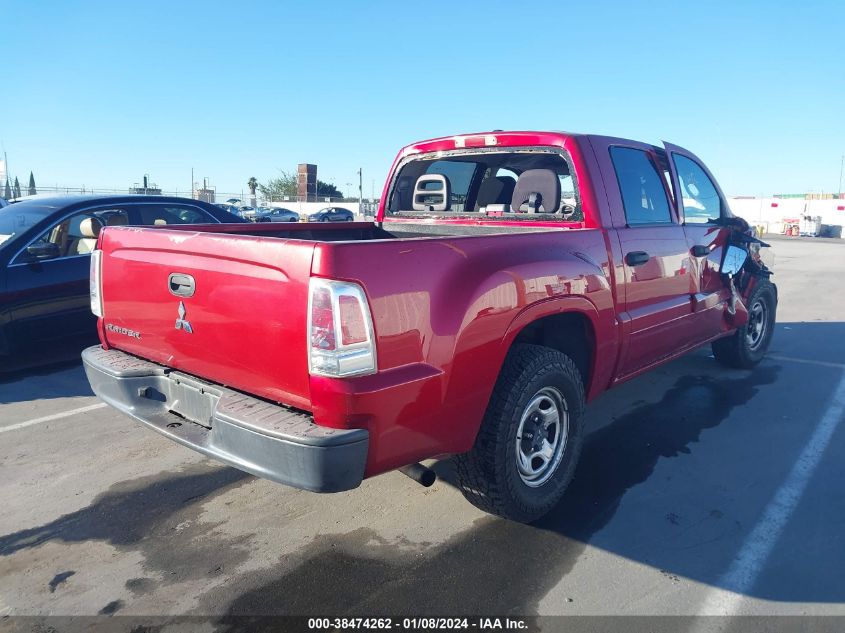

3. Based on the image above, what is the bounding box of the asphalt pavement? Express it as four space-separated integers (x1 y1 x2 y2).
1 236 843 622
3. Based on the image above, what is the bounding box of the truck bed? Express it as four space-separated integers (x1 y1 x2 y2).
95 220 603 428
154 220 567 241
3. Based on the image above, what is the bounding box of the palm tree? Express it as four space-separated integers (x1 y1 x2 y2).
247 176 258 207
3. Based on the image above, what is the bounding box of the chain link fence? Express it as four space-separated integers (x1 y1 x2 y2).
4 184 380 214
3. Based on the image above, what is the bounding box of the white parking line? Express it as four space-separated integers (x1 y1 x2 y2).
0 403 107 434
698 370 845 615
768 355 845 370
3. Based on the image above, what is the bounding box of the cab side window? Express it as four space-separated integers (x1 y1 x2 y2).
672 154 722 224
610 147 673 225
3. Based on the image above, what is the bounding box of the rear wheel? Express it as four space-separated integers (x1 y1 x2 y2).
454 344 585 523
712 279 777 369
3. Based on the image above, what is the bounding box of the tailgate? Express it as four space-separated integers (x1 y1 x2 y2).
98 227 315 410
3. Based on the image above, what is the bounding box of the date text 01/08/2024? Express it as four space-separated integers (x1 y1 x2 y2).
306 617 529 630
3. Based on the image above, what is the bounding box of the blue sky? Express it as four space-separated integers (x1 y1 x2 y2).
3 0 844 197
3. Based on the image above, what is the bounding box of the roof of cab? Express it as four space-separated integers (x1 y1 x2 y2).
7 194 209 210
401 130 666 155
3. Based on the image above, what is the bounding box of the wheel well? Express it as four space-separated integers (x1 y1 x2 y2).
511 312 594 388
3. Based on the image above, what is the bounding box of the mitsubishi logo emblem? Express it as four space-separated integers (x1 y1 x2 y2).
175 301 193 333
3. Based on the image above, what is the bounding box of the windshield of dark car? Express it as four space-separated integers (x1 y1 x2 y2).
0 204 54 247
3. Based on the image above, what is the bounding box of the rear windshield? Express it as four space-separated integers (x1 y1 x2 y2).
387 149 581 221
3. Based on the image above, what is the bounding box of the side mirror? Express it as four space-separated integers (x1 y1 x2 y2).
26 242 61 260
721 245 748 277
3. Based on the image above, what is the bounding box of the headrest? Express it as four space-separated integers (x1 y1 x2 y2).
477 176 516 207
79 217 104 239
511 169 561 214
412 174 451 212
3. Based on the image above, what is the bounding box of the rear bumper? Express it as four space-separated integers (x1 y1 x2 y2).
82 346 368 492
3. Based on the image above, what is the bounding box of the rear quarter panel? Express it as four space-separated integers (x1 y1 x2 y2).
312 229 618 474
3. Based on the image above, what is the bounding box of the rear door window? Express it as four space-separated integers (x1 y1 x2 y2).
136 204 216 225
610 147 674 225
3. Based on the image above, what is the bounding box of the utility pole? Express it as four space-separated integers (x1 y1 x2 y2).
358 168 363 207
839 154 843 199
3 150 8 196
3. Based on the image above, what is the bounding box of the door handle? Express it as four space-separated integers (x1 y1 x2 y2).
625 251 650 266
690 244 711 257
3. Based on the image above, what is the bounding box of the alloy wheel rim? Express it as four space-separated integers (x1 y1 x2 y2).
514 387 569 487
746 299 768 351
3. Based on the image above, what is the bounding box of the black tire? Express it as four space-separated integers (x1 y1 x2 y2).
454 344 586 523
712 279 777 369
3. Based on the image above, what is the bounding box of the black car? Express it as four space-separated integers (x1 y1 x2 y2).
0 195 244 369
255 207 299 222
308 207 355 222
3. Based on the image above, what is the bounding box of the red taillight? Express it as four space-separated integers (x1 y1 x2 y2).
308 278 377 377
310 286 336 351
339 295 367 345
90 249 104 317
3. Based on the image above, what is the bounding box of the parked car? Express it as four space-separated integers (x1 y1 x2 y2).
83 131 775 522
0 195 244 369
237 205 259 221
214 203 243 217
308 207 354 222
256 207 299 222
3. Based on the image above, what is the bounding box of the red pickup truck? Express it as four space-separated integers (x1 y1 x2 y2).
83 131 776 522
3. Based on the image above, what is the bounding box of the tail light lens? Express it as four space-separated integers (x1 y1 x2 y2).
90 249 104 317
308 278 377 377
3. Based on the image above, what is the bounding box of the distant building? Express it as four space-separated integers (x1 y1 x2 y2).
297 164 317 202
194 178 215 203
131 175 161 195
194 187 215 203
773 192 842 200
